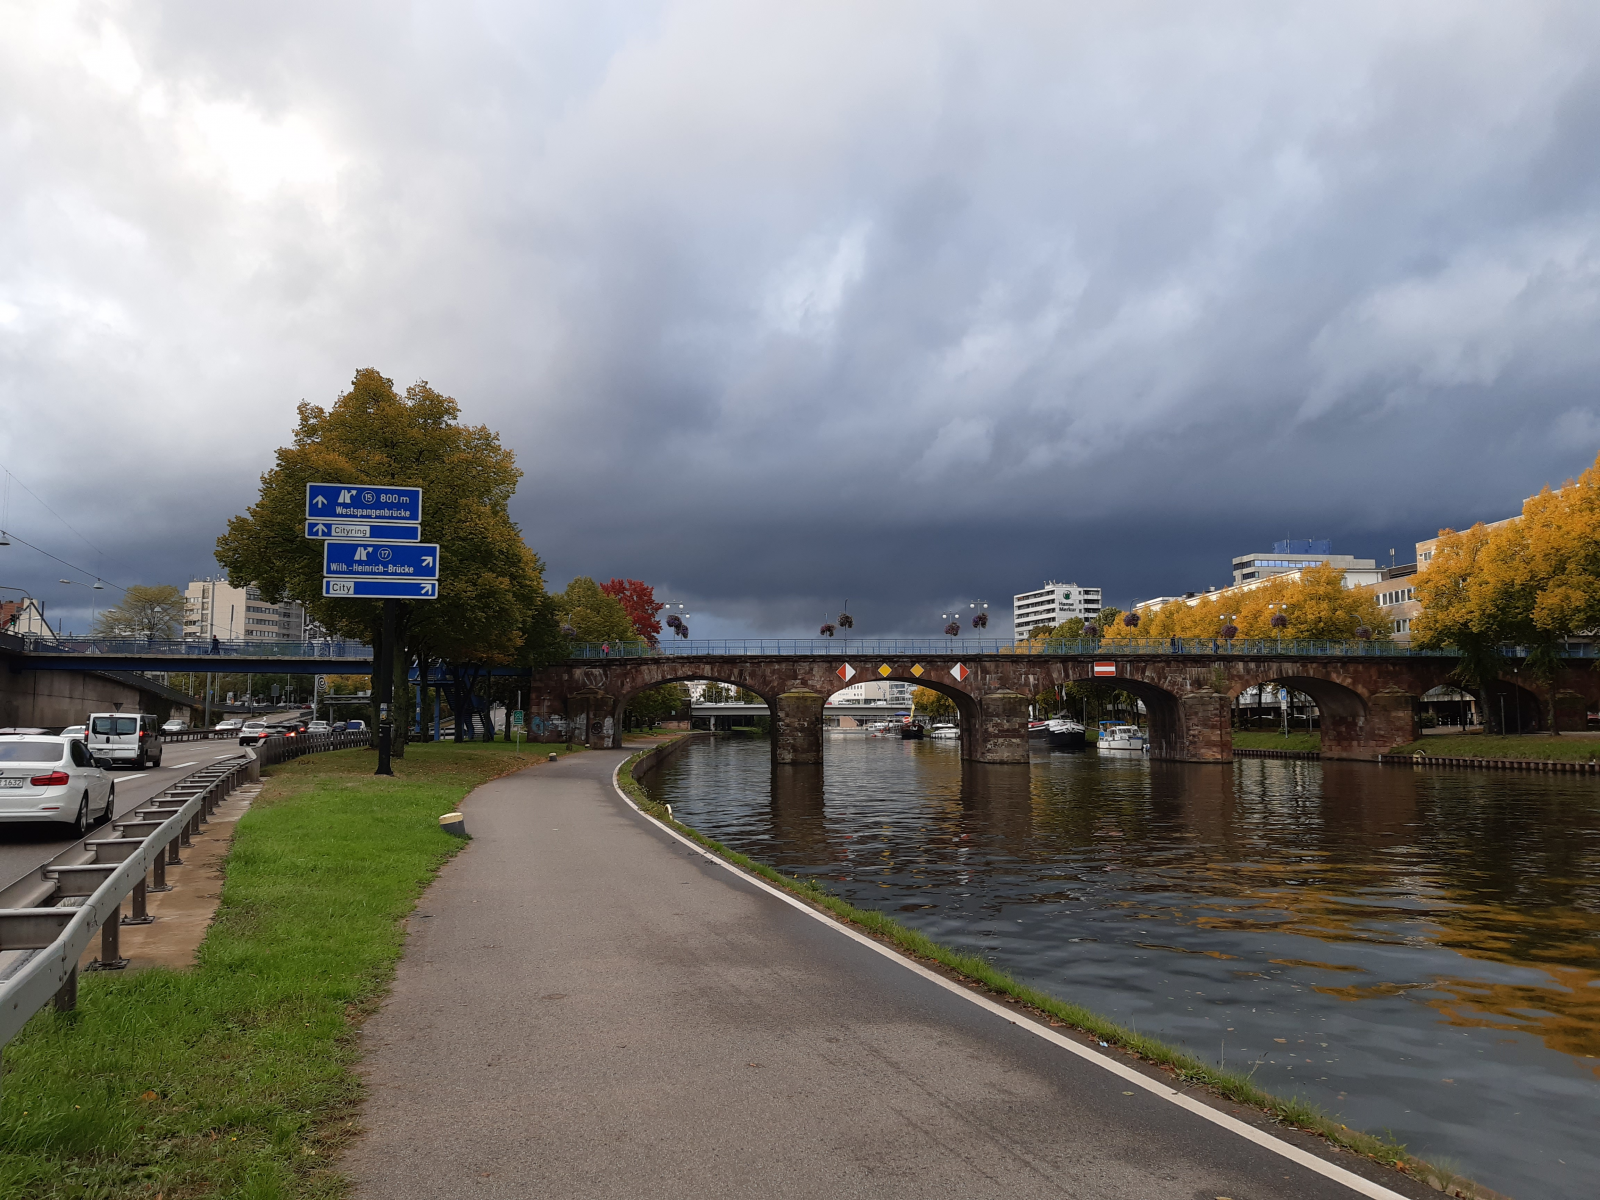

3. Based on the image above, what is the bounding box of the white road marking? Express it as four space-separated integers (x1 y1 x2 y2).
166 761 198 769
610 760 1414 1200
121 773 149 780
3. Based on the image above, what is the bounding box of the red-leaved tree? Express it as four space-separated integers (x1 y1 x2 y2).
599 578 664 646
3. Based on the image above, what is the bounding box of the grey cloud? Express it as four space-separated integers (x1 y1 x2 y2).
3 1 1599 637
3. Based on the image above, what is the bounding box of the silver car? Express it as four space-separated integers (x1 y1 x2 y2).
0 735 115 835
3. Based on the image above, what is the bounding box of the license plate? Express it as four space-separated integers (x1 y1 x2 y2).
0 778 24 788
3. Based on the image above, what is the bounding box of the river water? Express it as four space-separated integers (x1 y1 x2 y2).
643 735 1600 1199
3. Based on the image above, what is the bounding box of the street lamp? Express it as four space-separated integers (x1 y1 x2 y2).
661 602 690 639
59 577 106 634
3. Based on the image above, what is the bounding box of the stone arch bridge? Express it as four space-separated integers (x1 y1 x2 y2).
531 645 1598 763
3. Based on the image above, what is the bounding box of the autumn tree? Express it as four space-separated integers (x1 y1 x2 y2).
557 577 638 644
93 584 185 638
216 369 559 741
912 686 957 719
599 579 663 646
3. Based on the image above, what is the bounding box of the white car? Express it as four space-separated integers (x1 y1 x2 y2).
0 735 114 835
214 719 243 732
60 725 86 740
161 719 189 733
307 720 331 733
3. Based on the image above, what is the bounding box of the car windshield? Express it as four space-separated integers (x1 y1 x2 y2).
91 717 138 735
0 741 66 763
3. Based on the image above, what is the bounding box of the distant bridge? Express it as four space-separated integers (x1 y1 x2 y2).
535 640 1597 763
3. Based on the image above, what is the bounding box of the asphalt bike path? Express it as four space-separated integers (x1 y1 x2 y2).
0 740 247 892
344 747 1430 1200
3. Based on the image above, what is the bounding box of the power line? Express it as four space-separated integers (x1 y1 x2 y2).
1 529 125 592
0 460 112 562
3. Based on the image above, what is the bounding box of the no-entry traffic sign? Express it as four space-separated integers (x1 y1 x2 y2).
1093 661 1117 677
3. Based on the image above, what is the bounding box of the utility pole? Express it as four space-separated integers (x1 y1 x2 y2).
375 598 396 775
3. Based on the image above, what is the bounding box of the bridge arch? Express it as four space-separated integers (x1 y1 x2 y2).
1231 672 1374 757
1050 664 1197 759
820 675 980 755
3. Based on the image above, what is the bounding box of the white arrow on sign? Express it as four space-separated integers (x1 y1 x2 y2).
421 582 436 596
312 494 328 508
422 555 434 566
311 522 329 535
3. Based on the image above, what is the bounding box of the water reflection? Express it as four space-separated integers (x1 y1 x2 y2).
647 737 1600 1198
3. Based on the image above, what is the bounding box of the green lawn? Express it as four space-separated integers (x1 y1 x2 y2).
0 740 574 1199
1232 730 1321 752
1387 733 1600 762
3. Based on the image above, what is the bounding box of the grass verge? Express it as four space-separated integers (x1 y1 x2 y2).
618 738 1487 1200
1232 731 1322 752
1386 733 1600 762
0 739 578 1200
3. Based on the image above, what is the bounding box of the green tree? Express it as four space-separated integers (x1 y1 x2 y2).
216 369 559 742
699 681 731 703
912 686 957 719
628 683 689 728
556 577 638 644
93 585 185 638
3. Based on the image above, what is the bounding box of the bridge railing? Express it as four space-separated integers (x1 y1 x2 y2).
19 636 372 660
568 637 1491 658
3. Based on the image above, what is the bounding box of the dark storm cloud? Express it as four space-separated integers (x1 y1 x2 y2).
4 1 1600 635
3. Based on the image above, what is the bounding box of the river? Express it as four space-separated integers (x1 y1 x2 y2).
642 734 1600 1199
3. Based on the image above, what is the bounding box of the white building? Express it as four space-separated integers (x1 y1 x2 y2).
1012 582 1102 639
1231 540 1380 588
829 680 914 706
184 579 307 642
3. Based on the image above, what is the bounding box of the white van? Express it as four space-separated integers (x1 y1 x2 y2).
87 712 165 770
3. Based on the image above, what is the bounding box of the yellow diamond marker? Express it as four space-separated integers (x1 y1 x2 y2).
877 663 893 677
911 663 925 677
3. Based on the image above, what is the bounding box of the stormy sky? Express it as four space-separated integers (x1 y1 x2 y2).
4 1 1600 638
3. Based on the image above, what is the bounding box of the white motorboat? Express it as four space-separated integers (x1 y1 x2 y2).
1028 717 1086 750
929 723 960 740
1096 722 1147 752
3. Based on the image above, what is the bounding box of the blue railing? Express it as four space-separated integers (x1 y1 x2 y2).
568 638 1495 658
19 636 372 660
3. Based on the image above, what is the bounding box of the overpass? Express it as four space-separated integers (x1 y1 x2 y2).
535 637 1598 763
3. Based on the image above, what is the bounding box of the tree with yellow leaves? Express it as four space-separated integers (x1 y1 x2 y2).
1140 566 1384 641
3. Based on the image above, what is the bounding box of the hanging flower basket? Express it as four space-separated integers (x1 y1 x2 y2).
1220 624 1238 640
820 623 836 637
944 622 961 637
971 612 988 629
1355 626 1372 640
1270 613 1288 630
560 624 576 637
1122 612 1140 628
837 613 854 629
1083 624 1099 639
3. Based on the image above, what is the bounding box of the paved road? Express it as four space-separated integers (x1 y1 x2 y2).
0 737 248 892
343 748 1431 1200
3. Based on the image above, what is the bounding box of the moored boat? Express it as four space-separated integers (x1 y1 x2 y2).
1028 717 1086 750
1096 722 1146 752
929 723 960 740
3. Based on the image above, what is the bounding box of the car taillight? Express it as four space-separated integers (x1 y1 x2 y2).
139 730 146 740
30 771 70 786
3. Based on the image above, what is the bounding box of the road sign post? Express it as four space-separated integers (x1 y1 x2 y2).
306 483 433 777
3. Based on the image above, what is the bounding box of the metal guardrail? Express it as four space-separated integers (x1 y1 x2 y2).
18 635 371 660
253 730 370 765
161 729 237 744
568 638 1487 658
0 755 252 1047
0 728 371 1049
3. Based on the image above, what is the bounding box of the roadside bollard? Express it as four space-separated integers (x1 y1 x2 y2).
439 812 468 838
548 752 558 763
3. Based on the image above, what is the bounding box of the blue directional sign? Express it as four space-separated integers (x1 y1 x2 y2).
323 579 439 600
324 540 440 580
306 482 422 524
305 520 422 542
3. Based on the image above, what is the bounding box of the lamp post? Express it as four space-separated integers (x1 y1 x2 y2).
59 577 106 635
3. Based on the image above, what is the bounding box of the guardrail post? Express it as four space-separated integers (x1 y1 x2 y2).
121 877 152 925
149 850 170 891
168 833 185 862
87 905 128 971
52 967 77 1013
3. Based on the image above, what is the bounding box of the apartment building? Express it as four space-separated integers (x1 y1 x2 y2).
184 579 307 641
1012 582 1102 638
829 680 915 706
